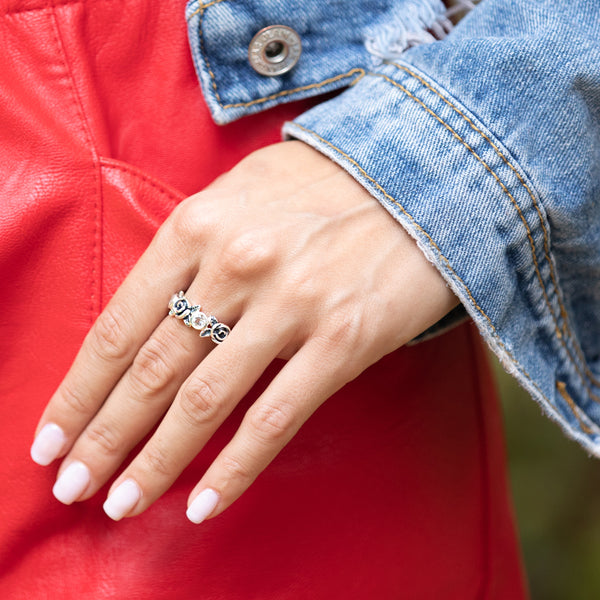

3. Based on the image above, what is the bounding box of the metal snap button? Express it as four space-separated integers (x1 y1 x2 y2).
248 25 302 77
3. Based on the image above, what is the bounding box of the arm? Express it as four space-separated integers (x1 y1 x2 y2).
284 0 600 452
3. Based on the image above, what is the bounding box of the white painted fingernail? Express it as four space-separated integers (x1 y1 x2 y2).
31 423 66 466
186 489 220 524
52 461 90 505
103 479 141 521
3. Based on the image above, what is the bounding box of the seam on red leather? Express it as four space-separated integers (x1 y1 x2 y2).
0 0 82 16
99 158 186 206
49 0 103 322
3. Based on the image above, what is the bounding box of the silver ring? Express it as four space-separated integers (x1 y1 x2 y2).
168 291 231 344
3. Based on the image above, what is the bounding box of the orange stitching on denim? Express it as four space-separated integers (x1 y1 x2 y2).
392 61 568 327
369 75 555 310
187 0 227 21
221 70 366 109
367 71 600 401
191 0 365 111
557 381 594 434
391 61 600 389
196 2 223 104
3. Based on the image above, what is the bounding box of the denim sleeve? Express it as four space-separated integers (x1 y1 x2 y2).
284 0 600 456
187 0 600 455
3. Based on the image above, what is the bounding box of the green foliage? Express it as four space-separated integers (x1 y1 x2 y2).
491 354 600 600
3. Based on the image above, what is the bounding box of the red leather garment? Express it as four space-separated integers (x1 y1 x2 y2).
0 0 528 597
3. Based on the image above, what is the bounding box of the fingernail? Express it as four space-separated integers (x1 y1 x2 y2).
186 488 220 524
103 479 141 521
31 423 67 466
52 461 90 505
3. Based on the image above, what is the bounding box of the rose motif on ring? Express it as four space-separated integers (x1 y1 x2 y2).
210 323 231 344
200 315 219 337
168 291 191 319
168 292 230 344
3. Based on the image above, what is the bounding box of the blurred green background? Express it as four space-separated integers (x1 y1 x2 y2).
490 353 600 599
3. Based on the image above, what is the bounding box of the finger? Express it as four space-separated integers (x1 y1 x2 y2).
185 337 351 524
101 311 292 520
31 216 199 466
50 315 209 504
50 269 246 504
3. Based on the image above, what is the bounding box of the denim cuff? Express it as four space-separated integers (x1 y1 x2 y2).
284 59 600 456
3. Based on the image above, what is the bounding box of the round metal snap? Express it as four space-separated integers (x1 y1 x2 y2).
248 25 302 77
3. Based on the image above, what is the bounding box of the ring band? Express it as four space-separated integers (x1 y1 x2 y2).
168 291 231 344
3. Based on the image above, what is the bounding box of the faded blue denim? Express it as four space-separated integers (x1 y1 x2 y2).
186 0 600 456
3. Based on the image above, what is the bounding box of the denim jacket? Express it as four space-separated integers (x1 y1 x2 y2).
185 0 600 456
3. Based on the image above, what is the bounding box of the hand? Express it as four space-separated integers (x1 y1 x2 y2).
30 141 459 523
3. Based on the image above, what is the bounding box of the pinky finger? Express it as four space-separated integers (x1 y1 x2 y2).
185 339 350 524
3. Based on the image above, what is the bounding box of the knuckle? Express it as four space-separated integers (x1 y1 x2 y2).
246 401 296 443
128 334 177 398
178 377 223 427
324 310 363 350
58 380 94 416
308 312 366 382
142 444 173 478
220 455 254 486
220 231 274 277
90 305 130 362
282 268 318 307
84 421 121 457
169 195 214 243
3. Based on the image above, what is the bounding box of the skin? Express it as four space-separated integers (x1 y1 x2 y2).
34 141 459 521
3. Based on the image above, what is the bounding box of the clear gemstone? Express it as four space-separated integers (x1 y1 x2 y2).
190 310 209 331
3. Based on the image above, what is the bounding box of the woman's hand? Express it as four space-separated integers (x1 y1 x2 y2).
30 141 458 523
